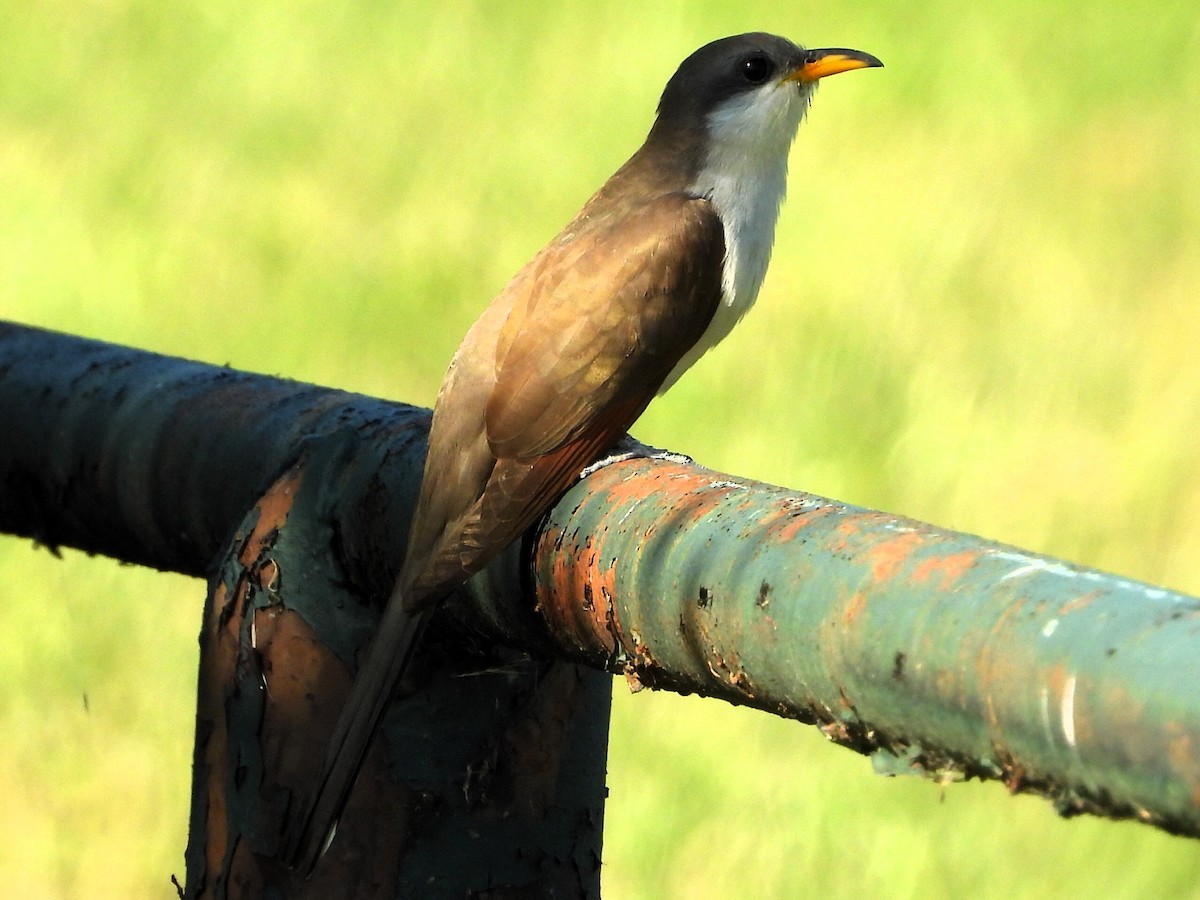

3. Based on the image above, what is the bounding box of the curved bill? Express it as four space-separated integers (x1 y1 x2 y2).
786 47 884 84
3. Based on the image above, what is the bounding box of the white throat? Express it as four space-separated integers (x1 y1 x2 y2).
661 81 812 392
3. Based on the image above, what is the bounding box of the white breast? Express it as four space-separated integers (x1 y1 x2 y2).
659 81 813 392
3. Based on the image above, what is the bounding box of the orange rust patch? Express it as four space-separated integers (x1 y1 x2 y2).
593 460 709 504
842 589 869 625
237 465 303 567
773 503 838 543
588 461 755 535
196 458 407 895
585 560 622 649
989 595 1026 640
1042 662 1071 696
910 550 979 590
198 465 307 879
536 525 620 658
1059 590 1102 615
863 531 926 583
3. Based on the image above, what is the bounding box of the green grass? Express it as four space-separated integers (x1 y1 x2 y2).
2 2 1199 897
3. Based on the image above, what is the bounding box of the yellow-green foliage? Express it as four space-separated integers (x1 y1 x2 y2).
2 2 1198 897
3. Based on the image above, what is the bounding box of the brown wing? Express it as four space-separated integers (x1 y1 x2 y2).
403 193 724 606
485 195 725 458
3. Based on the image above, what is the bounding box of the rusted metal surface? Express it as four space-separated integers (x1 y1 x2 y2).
187 438 608 898
3 320 1199 855
526 455 1200 835
188 458 405 898
0 320 427 575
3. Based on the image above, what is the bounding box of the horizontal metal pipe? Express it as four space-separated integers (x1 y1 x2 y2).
4 319 1197 840
525 456 1200 835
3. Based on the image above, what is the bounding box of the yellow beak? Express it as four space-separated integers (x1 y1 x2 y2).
785 47 884 84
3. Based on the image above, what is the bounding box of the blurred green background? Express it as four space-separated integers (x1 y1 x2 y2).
2 1 1199 897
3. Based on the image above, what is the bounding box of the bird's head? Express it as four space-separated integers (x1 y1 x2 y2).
650 33 882 171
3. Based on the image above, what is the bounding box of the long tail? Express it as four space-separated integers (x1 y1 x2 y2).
282 588 430 873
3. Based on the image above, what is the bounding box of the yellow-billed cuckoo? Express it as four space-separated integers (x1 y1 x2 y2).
284 32 881 870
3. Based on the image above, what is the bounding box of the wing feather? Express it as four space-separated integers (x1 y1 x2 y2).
403 192 724 606
485 194 725 458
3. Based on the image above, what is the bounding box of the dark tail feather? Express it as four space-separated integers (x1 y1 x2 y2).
282 589 429 873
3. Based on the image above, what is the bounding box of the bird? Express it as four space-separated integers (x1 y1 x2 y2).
283 31 881 871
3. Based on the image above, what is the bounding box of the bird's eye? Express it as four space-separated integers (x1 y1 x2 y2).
740 55 775 84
